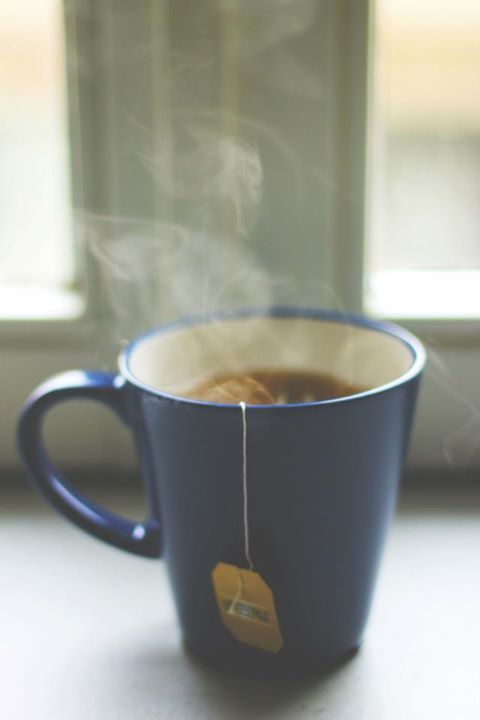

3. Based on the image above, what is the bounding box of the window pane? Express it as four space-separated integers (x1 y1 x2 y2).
0 1 73 290
368 0 480 316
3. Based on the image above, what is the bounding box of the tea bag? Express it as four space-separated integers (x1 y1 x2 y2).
193 376 274 404
211 402 284 653
212 563 284 653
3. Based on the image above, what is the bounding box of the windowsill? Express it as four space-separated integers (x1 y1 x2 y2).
1 475 479 719
0 284 84 321
366 270 480 320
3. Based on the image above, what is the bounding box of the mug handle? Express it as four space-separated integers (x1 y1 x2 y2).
17 370 162 558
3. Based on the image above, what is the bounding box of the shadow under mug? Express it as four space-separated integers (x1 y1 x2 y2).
17 307 425 672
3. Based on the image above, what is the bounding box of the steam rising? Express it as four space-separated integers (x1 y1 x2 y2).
81 129 279 343
142 133 263 238
427 345 480 468
73 0 340 349
68 2 480 463
82 211 280 345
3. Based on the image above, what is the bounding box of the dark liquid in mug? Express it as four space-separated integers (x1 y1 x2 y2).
187 369 366 405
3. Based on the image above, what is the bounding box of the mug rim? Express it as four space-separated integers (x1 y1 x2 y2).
118 306 426 410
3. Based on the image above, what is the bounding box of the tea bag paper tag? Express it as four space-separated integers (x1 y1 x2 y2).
212 562 284 653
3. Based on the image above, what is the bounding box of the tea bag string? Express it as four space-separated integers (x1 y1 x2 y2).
239 401 253 571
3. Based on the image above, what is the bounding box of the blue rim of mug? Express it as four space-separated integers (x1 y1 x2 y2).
119 306 426 410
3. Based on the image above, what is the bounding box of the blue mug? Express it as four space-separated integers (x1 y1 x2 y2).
17 308 425 671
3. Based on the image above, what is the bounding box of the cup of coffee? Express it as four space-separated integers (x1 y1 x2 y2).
17 307 425 671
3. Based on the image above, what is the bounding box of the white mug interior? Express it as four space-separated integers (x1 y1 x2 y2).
125 315 417 402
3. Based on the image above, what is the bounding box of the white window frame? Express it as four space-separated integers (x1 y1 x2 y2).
2 0 479 471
